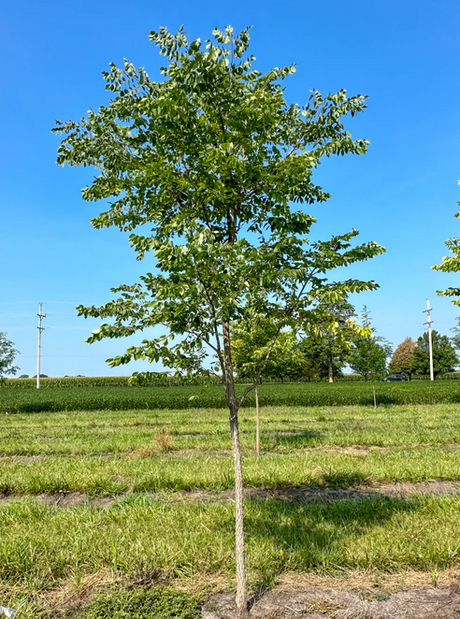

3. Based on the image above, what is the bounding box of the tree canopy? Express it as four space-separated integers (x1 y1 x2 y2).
232 319 304 381
347 307 392 380
389 337 416 379
53 25 384 616
411 331 458 378
299 297 361 382
432 192 460 304
0 332 19 380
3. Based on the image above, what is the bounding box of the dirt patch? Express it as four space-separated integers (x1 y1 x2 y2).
2 480 460 508
0 492 115 508
179 480 460 504
203 582 460 618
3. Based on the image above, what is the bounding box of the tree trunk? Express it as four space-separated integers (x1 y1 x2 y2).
328 355 334 383
255 383 260 457
372 382 377 408
222 322 248 618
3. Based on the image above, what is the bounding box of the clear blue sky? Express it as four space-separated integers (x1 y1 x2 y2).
2 0 460 376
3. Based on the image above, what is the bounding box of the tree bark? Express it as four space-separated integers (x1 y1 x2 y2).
328 354 334 383
372 382 377 408
222 322 248 618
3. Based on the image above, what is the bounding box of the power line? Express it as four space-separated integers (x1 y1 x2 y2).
36 302 46 389
423 298 434 382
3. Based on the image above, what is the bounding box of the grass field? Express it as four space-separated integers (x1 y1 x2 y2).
2 380 460 413
2 401 460 617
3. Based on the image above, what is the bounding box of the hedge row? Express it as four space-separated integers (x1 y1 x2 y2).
2 381 460 413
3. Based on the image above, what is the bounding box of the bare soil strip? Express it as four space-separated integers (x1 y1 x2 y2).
204 583 460 618
2 479 460 508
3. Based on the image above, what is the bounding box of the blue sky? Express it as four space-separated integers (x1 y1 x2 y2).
1 0 460 376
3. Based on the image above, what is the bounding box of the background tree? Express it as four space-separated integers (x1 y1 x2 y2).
347 307 392 381
450 317 460 354
232 319 304 455
299 297 360 382
54 26 384 617
232 320 304 382
432 194 460 304
0 332 19 381
411 331 458 378
389 337 416 379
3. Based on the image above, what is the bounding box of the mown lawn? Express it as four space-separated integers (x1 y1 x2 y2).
2 403 460 617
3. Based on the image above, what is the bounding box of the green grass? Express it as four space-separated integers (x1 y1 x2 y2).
2 405 460 495
2 380 460 413
78 587 202 619
1 446 460 496
1 495 460 590
2 402 460 616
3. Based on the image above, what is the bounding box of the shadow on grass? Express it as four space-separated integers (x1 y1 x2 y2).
270 430 325 449
241 492 420 595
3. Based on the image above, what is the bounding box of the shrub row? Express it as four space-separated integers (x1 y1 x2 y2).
2 381 460 413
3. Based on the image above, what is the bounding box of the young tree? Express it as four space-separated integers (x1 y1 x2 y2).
299 297 360 382
347 307 392 381
0 332 19 380
53 26 384 616
389 337 416 380
411 331 458 378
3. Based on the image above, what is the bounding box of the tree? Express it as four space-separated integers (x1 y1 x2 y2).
432 192 460 304
232 320 304 382
411 331 458 378
347 307 392 381
232 319 305 455
54 26 384 616
299 297 360 382
0 332 19 380
450 317 460 353
389 337 416 380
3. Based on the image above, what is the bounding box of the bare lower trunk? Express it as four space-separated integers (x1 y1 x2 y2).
372 382 377 408
222 323 248 618
328 355 333 383
255 384 260 457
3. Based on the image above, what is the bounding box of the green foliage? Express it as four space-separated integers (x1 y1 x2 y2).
298 298 361 381
81 587 201 619
347 307 392 380
2 375 208 389
432 200 460 304
450 317 460 352
389 337 416 379
411 331 458 378
0 332 19 380
232 320 304 380
53 25 383 402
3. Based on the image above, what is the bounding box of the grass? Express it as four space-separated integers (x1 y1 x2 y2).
1 495 460 589
80 587 202 619
3 380 460 413
2 402 460 616
3 404 460 456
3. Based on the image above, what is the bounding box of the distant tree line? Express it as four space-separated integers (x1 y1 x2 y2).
231 306 459 382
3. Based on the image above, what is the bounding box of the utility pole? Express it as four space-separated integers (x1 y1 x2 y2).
423 298 434 382
37 302 46 389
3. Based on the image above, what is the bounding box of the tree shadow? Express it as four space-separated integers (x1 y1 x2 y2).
269 430 325 449
218 487 423 609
